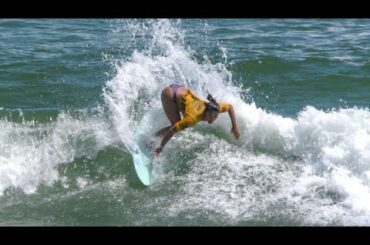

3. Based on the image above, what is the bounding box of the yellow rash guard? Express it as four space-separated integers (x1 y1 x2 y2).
173 89 230 132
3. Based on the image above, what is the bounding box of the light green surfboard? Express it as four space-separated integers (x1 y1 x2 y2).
131 113 154 186
132 143 153 186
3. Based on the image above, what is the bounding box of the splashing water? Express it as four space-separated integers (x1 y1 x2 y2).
1 19 370 225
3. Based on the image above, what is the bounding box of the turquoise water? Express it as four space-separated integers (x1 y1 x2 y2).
1 19 370 225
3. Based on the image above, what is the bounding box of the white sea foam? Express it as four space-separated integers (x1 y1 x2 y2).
104 19 370 225
0 110 118 195
1 19 370 225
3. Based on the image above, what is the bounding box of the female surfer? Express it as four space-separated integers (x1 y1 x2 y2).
152 84 240 156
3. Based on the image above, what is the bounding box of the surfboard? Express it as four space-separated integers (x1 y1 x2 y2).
131 113 154 186
132 143 153 186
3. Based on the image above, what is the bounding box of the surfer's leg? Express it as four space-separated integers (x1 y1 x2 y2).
161 86 181 125
147 88 181 151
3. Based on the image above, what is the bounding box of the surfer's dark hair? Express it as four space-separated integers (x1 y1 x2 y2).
205 92 220 112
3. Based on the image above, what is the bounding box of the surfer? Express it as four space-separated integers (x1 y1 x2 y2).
152 84 240 156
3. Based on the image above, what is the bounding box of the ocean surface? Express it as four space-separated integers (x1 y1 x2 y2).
1 19 370 226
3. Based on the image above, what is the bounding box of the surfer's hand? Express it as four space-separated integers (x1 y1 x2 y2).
147 139 155 152
231 126 240 140
153 146 163 156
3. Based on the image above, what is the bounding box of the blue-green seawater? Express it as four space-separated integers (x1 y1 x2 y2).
1 19 370 226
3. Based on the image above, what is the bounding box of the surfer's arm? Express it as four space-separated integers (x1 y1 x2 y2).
228 105 237 128
154 116 195 155
229 105 240 140
219 103 240 140
155 126 177 155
